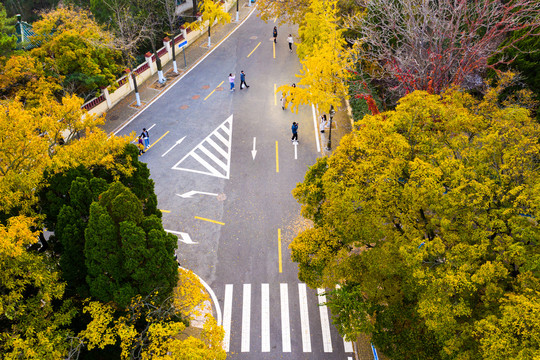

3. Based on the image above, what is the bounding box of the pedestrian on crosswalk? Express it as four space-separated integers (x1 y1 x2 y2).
240 71 249 89
291 122 298 142
273 26 278 43
229 73 235 91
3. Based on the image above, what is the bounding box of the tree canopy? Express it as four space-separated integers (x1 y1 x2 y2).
30 6 123 99
0 3 16 57
85 181 178 308
345 0 540 102
291 79 540 359
277 0 352 114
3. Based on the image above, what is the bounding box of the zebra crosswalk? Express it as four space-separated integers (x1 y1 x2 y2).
220 283 354 355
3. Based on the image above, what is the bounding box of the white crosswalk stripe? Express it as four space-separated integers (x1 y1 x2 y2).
280 283 292 352
298 283 312 352
317 288 333 352
222 284 233 352
241 284 251 352
261 283 271 352
336 284 355 352
222 283 355 354
172 115 233 179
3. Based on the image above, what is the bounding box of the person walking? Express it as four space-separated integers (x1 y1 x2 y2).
137 135 145 155
287 34 293 52
240 71 249 89
320 114 327 133
280 92 286 110
141 128 150 149
229 73 235 91
273 26 278 43
291 122 299 142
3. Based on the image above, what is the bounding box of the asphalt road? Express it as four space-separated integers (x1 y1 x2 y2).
116 10 352 360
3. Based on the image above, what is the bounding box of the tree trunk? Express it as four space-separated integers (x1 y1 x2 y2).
192 0 198 17
131 72 141 106
151 41 166 83
171 37 178 73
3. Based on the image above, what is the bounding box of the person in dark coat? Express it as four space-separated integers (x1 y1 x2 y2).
291 122 298 142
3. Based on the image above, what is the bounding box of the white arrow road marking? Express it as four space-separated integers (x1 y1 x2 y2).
164 229 198 244
176 191 219 199
293 141 298 159
251 137 257 160
162 136 186 157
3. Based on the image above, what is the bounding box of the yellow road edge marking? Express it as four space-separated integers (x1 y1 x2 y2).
147 131 169 150
274 83 277 106
194 216 225 225
278 228 282 273
160 209 171 213
275 141 279 172
204 80 224 101
247 42 261 58
273 41 275 59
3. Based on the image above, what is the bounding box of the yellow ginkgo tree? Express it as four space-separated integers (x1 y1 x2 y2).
187 0 231 48
290 79 540 359
277 0 352 115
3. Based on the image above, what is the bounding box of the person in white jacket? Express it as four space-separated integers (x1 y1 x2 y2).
320 114 327 133
228 73 235 92
287 34 293 52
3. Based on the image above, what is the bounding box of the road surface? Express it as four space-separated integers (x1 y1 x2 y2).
115 9 353 360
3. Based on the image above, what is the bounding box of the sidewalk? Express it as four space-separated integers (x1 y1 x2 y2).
100 3 257 135
318 99 354 157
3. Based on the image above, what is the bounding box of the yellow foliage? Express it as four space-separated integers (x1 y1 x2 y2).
0 95 129 214
77 276 225 360
290 82 540 357
256 0 311 24
78 301 117 350
174 268 210 318
277 0 352 113
0 54 62 106
186 0 231 33
0 216 38 257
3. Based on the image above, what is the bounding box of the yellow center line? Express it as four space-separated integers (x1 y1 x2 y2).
147 131 169 150
273 41 275 59
278 228 282 273
204 80 224 101
194 216 225 225
160 209 171 213
274 83 277 106
247 42 261 58
273 17 277 23
275 141 279 172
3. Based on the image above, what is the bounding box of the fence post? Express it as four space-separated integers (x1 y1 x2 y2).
163 36 171 56
180 25 187 40
102 87 112 108
126 69 134 90
145 52 155 75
